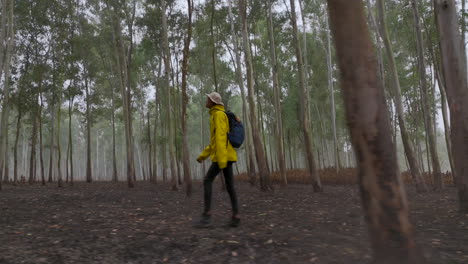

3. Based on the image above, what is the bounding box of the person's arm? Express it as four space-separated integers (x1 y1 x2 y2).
214 112 228 169
197 145 212 162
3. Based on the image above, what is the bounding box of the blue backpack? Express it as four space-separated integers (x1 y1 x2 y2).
225 111 245 148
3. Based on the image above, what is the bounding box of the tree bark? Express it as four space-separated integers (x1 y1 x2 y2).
0 0 14 186
147 112 153 182
13 111 21 184
228 0 256 185
376 0 428 192
85 76 92 183
29 113 38 184
56 86 63 187
68 95 74 185
327 1 425 262
266 0 287 185
47 101 55 183
110 1 135 187
161 0 178 191
289 0 322 192
325 14 341 171
239 0 272 191
434 0 468 213
412 0 443 190
181 0 193 196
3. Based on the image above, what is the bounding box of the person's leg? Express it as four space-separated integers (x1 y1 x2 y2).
223 162 239 218
203 162 221 216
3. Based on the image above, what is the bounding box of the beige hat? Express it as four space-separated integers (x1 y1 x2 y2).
206 92 224 105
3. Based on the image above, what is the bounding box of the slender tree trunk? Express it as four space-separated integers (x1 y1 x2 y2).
13 111 21 184
181 0 193 196
0 0 14 187
0 0 11 80
110 2 135 187
325 15 341 171
48 103 55 183
376 0 428 192
147 112 153 182
435 69 456 182
434 0 468 213
266 0 287 185
327 1 425 262
412 0 442 190
111 73 118 182
239 0 272 191
85 76 92 183
210 0 218 92
161 0 178 191
228 0 256 185
289 0 322 191
152 58 162 184
39 91 45 185
29 114 38 184
57 87 63 187
126 0 137 185
68 96 74 185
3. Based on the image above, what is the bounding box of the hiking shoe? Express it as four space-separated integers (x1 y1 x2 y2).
193 214 212 228
229 216 241 227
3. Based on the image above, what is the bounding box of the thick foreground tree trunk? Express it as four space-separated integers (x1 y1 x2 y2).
434 0 468 213
327 1 426 263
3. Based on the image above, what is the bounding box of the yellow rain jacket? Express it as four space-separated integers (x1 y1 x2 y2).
197 105 237 169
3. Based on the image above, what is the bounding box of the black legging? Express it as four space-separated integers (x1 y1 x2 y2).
203 162 239 215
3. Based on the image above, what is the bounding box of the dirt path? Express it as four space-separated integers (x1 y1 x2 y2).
0 182 466 263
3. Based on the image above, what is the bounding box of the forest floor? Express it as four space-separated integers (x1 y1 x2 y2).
0 180 467 264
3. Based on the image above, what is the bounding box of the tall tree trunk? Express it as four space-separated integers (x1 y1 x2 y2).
412 0 442 190
266 0 287 185
0 0 11 80
147 112 153 183
325 14 341 171
13 111 21 184
161 0 178 191
125 0 137 186
110 72 118 182
56 88 63 187
0 0 14 187
228 0 256 185
39 90 45 185
376 0 428 192
48 103 55 183
435 68 456 182
434 0 468 213
210 0 218 92
3 123 9 183
29 113 38 184
68 96 74 185
327 1 425 262
152 58 162 184
181 0 193 196
289 0 322 192
110 2 135 187
239 0 272 191
85 76 92 183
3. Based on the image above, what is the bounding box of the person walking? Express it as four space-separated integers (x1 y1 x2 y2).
195 92 240 228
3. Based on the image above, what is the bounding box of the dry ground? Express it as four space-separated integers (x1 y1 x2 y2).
0 180 467 264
